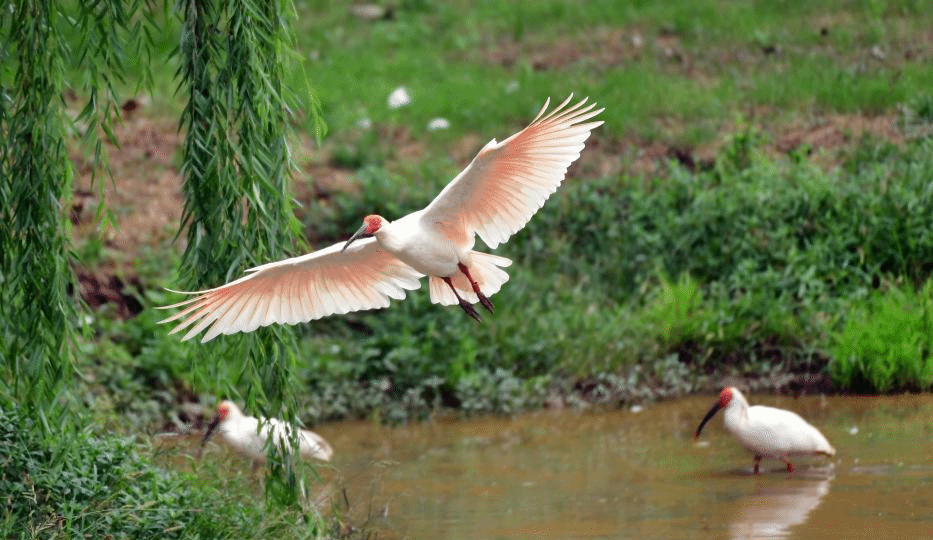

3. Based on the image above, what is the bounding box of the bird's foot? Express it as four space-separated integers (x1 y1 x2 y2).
477 293 494 314
459 300 482 322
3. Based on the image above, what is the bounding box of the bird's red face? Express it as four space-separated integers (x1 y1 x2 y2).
201 401 233 450
342 215 384 252
695 387 734 438
363 214 383 234
217 402 232 421
718 387 734 408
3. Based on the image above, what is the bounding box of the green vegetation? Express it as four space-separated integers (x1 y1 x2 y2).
0 404 329 540
4 0 933 538
294 0 933 144
830 279 933 393
293 129 933 418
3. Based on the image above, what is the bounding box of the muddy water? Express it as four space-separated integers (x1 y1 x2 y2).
315 394 933 539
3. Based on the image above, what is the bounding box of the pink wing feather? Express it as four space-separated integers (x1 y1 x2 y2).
158 238 423 342
422 95 604 249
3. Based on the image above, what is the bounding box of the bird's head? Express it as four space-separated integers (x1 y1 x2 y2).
718 387 735 408
694 387 736 439
201 400 239 451
216 400 238 421
342 214 385 252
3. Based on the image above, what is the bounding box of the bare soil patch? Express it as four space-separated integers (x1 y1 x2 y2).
71 113 183 264
70 107 183 315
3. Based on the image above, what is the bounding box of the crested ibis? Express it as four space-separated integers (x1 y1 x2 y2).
159 95 603 341
201 400 333 465
695 387 835 474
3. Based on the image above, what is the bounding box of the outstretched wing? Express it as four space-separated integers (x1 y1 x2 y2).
158 238 423 342
421 95 604 249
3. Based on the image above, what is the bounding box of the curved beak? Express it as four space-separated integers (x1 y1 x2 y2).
200 415 221 455
694 400 722 438
342 224 372 252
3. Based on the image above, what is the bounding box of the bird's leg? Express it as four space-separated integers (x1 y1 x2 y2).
785 461 796 474
443 277 482 322
754 456 762 475
457 263 494 314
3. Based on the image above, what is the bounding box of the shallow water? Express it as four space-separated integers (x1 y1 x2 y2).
313 394 933 539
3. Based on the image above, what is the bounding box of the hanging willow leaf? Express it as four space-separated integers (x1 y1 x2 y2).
173 0 322 506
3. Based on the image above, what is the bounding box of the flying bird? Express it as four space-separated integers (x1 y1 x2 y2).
201 400 333 465
695 387 836 474
159 95 603 341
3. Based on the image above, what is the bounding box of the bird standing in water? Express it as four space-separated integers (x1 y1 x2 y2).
159 95 603 342
694 387 835 474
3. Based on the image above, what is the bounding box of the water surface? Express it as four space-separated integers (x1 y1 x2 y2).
314 394 933 539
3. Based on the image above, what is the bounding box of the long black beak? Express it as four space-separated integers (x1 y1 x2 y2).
342 224 371 252
201 415 221 450
695 401 722 438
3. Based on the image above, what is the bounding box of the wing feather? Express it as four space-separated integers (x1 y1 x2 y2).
158 238 423 342
422 95 604 248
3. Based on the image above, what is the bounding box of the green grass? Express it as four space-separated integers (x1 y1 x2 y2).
98 1 933 141
283 0 933 145
0 404 331 540
830 279 933 392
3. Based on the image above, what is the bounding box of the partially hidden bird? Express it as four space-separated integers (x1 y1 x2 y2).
159 95 603 341
694 387 836 474
201 400 334 465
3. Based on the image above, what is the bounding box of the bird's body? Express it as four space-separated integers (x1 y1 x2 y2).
695 387 835 474
160 95 603 341
373 210 466 277
201 400 333 464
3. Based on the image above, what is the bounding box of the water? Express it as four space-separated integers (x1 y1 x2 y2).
312 394 933 539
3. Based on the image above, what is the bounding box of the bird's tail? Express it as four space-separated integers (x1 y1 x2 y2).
428 251 512 306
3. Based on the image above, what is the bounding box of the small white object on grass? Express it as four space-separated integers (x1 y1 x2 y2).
387 86 412 109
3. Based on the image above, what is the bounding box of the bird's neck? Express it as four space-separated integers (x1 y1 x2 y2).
723 400 749 431
375 222 406 252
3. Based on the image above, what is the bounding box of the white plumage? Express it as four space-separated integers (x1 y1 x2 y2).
201 400 333 464
695 387 835 474
159 95 603 341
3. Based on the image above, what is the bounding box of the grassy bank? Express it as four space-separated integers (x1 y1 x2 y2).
82 123 933 429
64 0 933 428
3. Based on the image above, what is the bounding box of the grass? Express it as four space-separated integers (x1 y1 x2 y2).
0 404 331 540
830 279 933 392
104 1 933 145
286 0 933 145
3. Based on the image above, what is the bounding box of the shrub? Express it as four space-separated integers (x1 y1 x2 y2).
829 280 933 392
288 135 933 413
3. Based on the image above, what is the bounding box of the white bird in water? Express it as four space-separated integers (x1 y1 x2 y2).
159 95 603 341
201 400 334 465
694 387 836 474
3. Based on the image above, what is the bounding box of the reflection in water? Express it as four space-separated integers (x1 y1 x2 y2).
729 477 831 539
